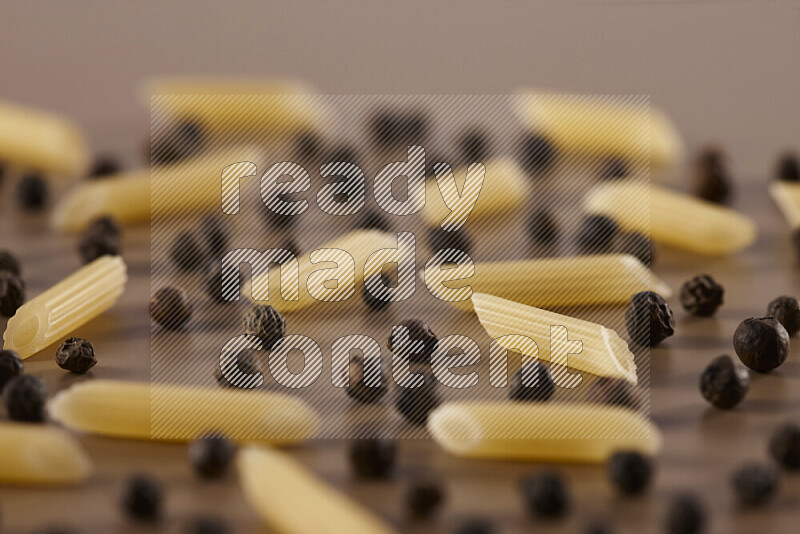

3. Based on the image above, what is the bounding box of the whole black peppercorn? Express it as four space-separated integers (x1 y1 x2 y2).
215 350 260 388
355 209 391 232
693 147 732 204
16 174 48 210
121 474 163 522
454 518 494 534
78 227 120 263
459 129 490 164
768 422 800 471
170 231 207 272
733 316 789 373
519 133 555 175
584 523 613 534
349 438 396 479
665 494 706 534
327 146 361 167
87 215 122 239
203 260 239 304
55 337 97 374
198 216 230 258
625 291 675 347
189 433 236 479
242 304 286 350
607 451 653 496
576 215 619 254
0 250 22 276
362 274 393 312
509 362 555 402
342 355 388 404
0 349 24 391
182 516 231 534
370 110 429 148
151 121 205 165
527 209 559 247
699 355 749 409
426 227 472 255
387 319 438 363
405 478 445 519
520 471 570 519
766 295 800 336
395 377 440 426
775 152 800 182
0 271 25 317
731 463 778 507
679 274 724 317
89 155 121 178
149 287 192 330
616 232 654 267
586 377 644 411
599 157 629 180
3 374 46 422
294 131 324 162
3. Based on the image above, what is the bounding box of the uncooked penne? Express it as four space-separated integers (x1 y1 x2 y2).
419 158 528 227
49 380 319 445
147 78 326 136
0 423 92 485
585 182 756 255
514 92 684 169
769 181 800 229
429 254 670 311
3 256 127 359
51 148 260 232
0 99 89 176
238 446 396 534
472 293 637 383
428 401 661 463
243 229 406 313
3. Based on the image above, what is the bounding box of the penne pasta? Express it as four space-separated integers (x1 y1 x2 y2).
49 380 319 445
0 99 89 177
769 180 800 229
430 254 670 311
146 78 326 136
3 256 127 359
0 423 92 485
51 148 260 232
471 293 637 383
514 92 684 169
238 446 396 534
584 182 757 256
428 401 661 463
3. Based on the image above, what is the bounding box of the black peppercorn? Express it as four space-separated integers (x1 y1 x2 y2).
215 350 260 388
607 451 653 496
395 377 440 426
343 355 388 404
520 471 570 519
693 147 732 204
769 422 800 471
78 227 120 263
189 433 236 479
370 110 429 148
349 438 396 479
294 131 324 162
625 291 675 347
679 274 724 317
387 319 438 363
355 209 391 232
586 377 644 411
16 174 48 210
699 355 749 409
766 295 800 336
459 129 490 164
665 494 706 534
151 121 205 165
426 227 472 255
0 250 22 276
362 274 393 312
0 271 25 317
527 209 559 247
3 374 46 422
170 231 207 272
775 152 800 182
519 133 555 175
55 337 97 374
576 215 619 254
405 478 445 519
615 232 654 267
731 463 778 507
509 362 555 402
203 260 239 304
89 155 121 178
454 518 494 534
88 215 122 239
599 157 629 180
327 146 361 167
242 304 286 350
733 316 789 372
182 516 231 534
0 349 23 391
149 287 192 330
198 216 230 258
121 474 163 522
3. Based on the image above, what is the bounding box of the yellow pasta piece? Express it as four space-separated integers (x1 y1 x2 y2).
769 181 800 229
428 401 661 463
243 229 405 313
431 254 670 311
419 158 528 227
514 92 684 169
0 99 89 176
49 380 319 445
146 78 326 136
0 423 92 485
585 182 756 256
238 446 396 534
3 256 127 359
51 148 260 232
472 293 637 383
